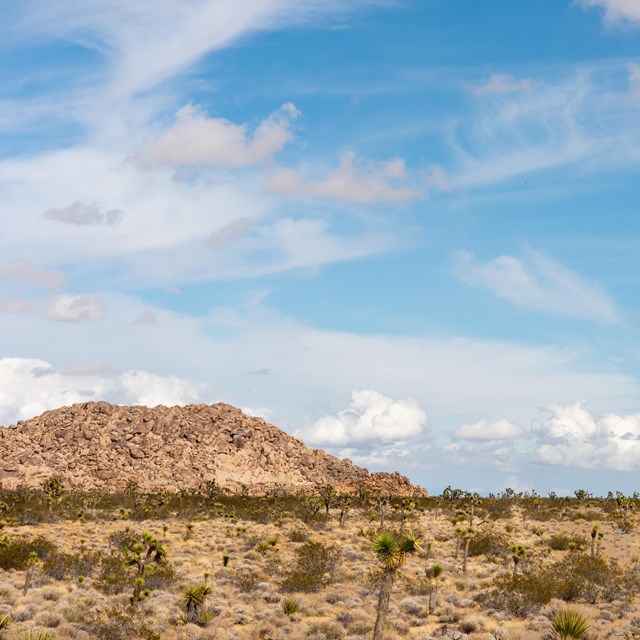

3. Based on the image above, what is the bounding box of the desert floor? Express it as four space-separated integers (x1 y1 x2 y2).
0 496 637 639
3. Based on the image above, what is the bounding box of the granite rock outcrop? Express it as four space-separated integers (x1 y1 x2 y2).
0 402 426 496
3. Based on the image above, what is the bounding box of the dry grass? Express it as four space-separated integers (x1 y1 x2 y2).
0 497 638 639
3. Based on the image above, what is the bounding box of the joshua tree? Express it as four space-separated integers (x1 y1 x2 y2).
596 530 604 557
42 475 64 513
372 531 422 640
510 544 527 578
123 531 166 603
426 563 444 615
318 484 336 518
590 525 600 558
397 497 416 534
461 527 476 573
337 494 352 528
375 494 391 530
22 552 41 595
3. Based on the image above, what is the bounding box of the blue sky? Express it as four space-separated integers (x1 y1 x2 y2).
2 0 640 495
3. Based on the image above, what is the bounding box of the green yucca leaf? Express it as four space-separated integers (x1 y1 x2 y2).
550 609 590 640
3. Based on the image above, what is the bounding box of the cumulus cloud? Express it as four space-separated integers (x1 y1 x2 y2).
452 418 526 440
456 250 619 323
532 400 640 470
44 201 124 226
136 103 299 168
265 151 420 203
578 0 640 26
0 260 65 289
306 389 428 445
470 73 537 96
0 356 209 426
44 294 106 322
118 370 207 407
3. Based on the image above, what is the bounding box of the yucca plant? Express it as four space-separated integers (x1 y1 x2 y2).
17 633 56 640
182 582 213 613
0 614 13 639
281 597 300 616
548 609 590 640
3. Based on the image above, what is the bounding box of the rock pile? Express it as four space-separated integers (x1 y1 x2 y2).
0 401 426 495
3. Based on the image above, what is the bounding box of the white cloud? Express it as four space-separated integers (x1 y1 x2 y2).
44 201 124 226
44 294 106 322
0 299 33 314
207 218 253 249
532 400 640 471
136 103 299 168
305 389 428 445
0 260 66 289
265 150 420 203
451 65 640 188
0 356 209 426
452 418 526 440
578 0 640 26
0 146 391 288
6 1 385 98
470 73 537 96
118 370 207 406
629 63 640 98
456 250 619 323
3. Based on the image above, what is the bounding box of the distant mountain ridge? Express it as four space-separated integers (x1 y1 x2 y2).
0 401 426 496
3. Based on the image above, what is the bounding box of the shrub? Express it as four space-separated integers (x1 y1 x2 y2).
42 550 101 580
305 621 344 640
548 535 587 551
79 607 160 640
280 540 340 593
0 535 56 570
467 529 509 557
94 554 129 595
289 529 309 543
232 570 260 593
477 554 635 616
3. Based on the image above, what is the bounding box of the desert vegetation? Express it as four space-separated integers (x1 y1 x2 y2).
1 482 640 639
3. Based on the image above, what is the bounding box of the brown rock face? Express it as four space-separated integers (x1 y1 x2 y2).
0 402 427 496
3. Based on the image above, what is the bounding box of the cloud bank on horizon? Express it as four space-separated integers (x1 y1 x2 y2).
2 0 640 494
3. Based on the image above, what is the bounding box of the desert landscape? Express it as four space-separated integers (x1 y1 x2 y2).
1 404 638 640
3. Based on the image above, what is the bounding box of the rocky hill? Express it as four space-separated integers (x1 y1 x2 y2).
0 401 426 496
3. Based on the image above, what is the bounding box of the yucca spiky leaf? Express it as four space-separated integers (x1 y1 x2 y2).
549 609 590 640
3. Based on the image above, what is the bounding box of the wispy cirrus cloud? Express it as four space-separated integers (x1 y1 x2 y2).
4 1 391 98
456 250 619 324
469 73 537 96
265 150 420 203
451 65 640 188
